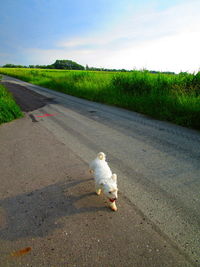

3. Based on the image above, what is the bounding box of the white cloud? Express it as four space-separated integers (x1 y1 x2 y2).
25 0 200 72
102 31 200 73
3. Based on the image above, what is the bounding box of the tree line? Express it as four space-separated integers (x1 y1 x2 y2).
1 60 175 74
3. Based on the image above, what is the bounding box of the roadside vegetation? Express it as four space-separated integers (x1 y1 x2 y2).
0 80 23 125
0 68 199 130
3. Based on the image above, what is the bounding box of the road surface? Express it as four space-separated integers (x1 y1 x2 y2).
0 75 200 266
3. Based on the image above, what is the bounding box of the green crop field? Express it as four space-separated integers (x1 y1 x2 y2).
0 68 199 130
0 80 23 125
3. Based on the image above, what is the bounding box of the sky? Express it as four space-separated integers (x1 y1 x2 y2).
0 0 200 73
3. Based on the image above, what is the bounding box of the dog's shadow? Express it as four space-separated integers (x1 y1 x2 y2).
0 178 109 241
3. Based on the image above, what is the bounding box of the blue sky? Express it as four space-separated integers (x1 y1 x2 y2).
0 0 199 72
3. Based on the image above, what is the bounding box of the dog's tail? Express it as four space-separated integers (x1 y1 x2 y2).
97 152 106 160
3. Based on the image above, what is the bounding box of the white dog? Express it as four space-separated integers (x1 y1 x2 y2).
89 152 118 211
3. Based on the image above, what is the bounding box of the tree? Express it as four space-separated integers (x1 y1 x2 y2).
3 64 26 68
52 60 85 70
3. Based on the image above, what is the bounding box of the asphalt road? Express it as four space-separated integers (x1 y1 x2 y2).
1 75 200 266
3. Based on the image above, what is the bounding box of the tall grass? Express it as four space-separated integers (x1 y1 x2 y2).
0 82 23 125
0 68 199 130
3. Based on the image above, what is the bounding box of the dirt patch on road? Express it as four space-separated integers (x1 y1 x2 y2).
2 81 54 112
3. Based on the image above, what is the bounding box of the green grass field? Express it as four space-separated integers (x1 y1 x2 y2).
0 68 199 130
0 81 23 125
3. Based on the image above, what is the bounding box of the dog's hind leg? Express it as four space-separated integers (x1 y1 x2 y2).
96 189 101 195
95 184 101 195
89 169 94 174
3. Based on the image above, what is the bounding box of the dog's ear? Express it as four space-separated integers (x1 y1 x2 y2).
112 174 117 182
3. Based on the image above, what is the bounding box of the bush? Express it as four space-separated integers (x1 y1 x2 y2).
0 83 23 124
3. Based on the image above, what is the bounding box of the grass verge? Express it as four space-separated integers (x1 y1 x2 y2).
0 82 23 125
0 68 199 130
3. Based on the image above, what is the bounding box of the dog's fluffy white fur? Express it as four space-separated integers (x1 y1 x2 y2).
89 152 118 211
